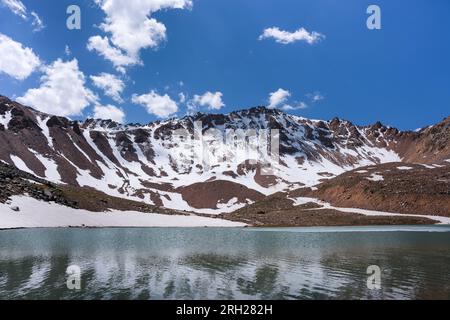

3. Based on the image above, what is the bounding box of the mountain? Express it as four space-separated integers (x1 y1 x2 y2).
0 94 449 217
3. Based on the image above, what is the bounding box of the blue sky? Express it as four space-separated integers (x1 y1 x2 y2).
0 0 449 130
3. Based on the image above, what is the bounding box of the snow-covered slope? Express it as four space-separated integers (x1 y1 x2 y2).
0 196 245 229
0 95 447 213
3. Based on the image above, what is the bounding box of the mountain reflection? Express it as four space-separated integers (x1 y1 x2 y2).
0 227 449 299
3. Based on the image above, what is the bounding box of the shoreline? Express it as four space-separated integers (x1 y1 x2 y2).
1 224 450 232
2 195 449 230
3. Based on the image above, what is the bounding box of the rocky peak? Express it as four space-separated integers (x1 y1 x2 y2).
82 118 125 131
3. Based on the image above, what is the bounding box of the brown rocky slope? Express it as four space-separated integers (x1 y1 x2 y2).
0 162 188 215
224 161 449 226
223 193 436 227
299 162 450 217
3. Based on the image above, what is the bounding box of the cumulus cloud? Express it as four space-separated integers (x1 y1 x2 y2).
90 73 125 103
1 0 45 31
87 36 137 73
18 59 98 117
0 33 40 80
267 88 309 111
88 0 192 71
259 27 324 45
132 90 178 118
191 91 225 110
93 104 125 123
268 88 291 109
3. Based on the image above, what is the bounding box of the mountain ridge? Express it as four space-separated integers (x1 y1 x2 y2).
1 94 449 214
4 93 439 132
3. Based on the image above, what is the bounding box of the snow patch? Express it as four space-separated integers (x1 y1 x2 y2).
36 116 53 149
24 179 42 185
27 148 62 183
0 110 12 130
10 155 34 175
366 173 384 182
0 196 246 229
33 153 61 182
291 197 450 225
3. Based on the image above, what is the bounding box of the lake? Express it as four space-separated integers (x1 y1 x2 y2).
0 225 450 300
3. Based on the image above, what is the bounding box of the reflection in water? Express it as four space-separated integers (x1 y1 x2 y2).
0 227 450 299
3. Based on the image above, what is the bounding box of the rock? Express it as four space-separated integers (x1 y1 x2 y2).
72 121 82 135
43 189 52 197
46 116 67 128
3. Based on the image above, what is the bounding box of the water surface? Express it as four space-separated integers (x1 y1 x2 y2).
0 225 449 300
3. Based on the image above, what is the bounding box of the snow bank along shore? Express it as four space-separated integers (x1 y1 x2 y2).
0 196 246 229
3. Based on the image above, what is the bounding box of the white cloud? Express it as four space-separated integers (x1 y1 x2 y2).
0 33 40 80
281 102 308 111
31 11 45 32
1 0 26 19
18 59 98 117
132 90 178 118
65 45 71 56
186 100 197 114
93 104 125 123
90 73 125 103
268 88 310 111
268 88 290 109
1 1 45 31
192 91 225 110
309 92 324 102
89 0 192 71
259 27 325 45
87 35 137 73
178 92 186 103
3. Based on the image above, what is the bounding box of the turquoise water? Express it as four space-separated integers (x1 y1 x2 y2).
0 225 450 300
